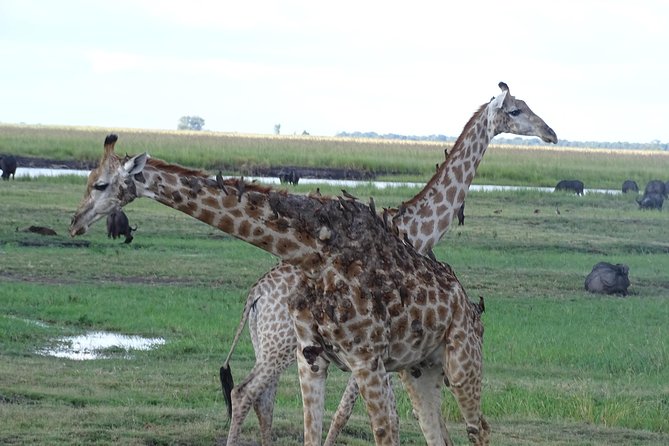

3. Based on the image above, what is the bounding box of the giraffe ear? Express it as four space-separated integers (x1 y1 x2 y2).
490 82 511 110
490 89 508 110
122 152 149 176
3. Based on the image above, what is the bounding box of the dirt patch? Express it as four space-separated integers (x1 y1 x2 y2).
15 156 376 181
13 155 96 170
250 165 375 181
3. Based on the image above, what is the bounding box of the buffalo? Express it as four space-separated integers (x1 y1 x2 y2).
585 262 630 296
106 209 136 244
621 180 639 194
644 180 667 198
636 192 664 210
554 179 584 195
0 155 17 180
457 202 465 226
278 169 300 185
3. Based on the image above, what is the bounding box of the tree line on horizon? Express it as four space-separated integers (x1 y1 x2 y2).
335 131 669 151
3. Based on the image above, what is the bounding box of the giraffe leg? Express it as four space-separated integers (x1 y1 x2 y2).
443 345 490 446
296 348 329 446
226 356 292 446
323 375 359 446
351 361 398 446
398 365 454 446
226 306 296 446
253 377 279 446
322 374 403 445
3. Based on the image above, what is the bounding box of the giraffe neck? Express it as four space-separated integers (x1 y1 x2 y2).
124 158 322 267
394 102 494 254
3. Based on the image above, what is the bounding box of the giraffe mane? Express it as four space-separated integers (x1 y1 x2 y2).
145 157 277 194
400 102 488 209
146 157 209 178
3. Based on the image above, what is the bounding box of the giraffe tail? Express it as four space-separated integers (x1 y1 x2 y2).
219 288 259 419
220 365 234 419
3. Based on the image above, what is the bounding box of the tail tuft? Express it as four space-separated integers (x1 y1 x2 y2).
220 365 234 419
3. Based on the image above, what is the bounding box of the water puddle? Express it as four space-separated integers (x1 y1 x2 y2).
15 167 620 194
39 331 165 360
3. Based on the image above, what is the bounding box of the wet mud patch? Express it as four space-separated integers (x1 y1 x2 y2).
38 331 165 360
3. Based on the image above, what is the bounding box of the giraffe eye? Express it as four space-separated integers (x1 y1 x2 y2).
508 109 522 117
93 183 109 191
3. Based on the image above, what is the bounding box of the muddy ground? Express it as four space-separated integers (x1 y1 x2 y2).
14 156 376 181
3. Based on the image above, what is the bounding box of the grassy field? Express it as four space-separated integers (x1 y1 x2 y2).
0 131 668 445
2 124 669 188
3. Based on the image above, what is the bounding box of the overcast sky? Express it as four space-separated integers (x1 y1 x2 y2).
1 0 668 143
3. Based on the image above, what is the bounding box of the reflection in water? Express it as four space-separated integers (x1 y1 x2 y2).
39 331 165 360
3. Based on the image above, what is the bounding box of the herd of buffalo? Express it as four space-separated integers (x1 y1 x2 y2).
4 153 665 297
554 177 668 210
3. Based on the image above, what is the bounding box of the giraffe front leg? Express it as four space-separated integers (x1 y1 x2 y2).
296 347 329 446
398 365 454 446
351 360 398 446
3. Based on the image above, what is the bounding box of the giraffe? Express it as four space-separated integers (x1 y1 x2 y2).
221 82 557 445
69 133 492 445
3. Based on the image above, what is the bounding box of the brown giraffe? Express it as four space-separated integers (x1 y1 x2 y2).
69 134 489 446
221 82 557 445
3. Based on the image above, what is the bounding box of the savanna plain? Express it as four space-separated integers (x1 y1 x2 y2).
0 126 668 445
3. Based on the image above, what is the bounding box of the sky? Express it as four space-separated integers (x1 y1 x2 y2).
1 0 668 143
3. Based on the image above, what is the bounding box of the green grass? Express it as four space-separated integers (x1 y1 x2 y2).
1 157 668 444
2 124 669 188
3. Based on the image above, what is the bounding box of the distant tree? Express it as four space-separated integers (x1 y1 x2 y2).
178 116 205 131
302 130 309 136
274 124 281 135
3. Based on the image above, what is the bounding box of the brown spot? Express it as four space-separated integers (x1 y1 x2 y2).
218 215 235 234
445 185 456 205
276 238 299 256
437 304 448 321
172 190 183 203
409 221 418 238
266 217 290 233
433 191 444 204
418 204 433 218
199 209 216 226
222 194 238 209
387 302 403 317
420 220 434 236
394 314 408 338
202 196 218 208
424 307 436 330
415 288 427 305
246 202 262 220
238 220 252 238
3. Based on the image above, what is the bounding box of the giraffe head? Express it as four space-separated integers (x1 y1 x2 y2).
488 82 557 143
69 134 148 237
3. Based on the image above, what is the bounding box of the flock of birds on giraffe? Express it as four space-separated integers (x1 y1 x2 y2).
0 82 620 444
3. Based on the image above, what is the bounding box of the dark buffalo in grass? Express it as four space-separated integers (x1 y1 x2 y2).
585 262 630 296
554 179 584 195
621 180 639 194
643 180 667 198
636 192 664 210
0 155 17 180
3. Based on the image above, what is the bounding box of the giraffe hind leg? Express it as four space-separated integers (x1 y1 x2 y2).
398 366 453 446
323 375 359 446
350 361 398 446
443 341 489 445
